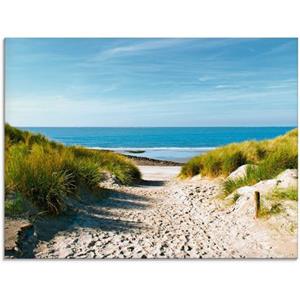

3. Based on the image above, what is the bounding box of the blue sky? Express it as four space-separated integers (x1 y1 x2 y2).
5 38 298 127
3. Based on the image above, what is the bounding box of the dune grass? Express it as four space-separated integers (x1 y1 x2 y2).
5 124 141 215
223 142 298 195
270 187 298 201
5 193 29 216
180 128 298 196
180 128 297 179
257 187 298 218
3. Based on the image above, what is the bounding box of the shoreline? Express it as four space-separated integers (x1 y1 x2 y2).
123 154 183 166
92 148 203 165
92 148 184 166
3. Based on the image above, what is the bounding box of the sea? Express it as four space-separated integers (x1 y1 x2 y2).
21 127 295 163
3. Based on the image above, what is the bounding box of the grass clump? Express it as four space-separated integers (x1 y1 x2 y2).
258 187 298 218
69 146 141 185
233 192 240 202
180 128 297 179
258 202 283 218
223 142 298 196
5 193 29 216
181 128 298 196
5 125 141 215
270 187 298 201
6 144 75 214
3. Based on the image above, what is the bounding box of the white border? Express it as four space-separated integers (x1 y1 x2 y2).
0 1 299 300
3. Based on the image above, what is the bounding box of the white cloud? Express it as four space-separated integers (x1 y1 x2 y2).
92 39 190 61
198 76 214 82
215 84 240 89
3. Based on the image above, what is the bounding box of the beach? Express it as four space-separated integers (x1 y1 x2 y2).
7 159 297 259
4 126 298 259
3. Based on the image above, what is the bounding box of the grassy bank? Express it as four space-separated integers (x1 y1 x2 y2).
180 129 298 195
5 124 141 215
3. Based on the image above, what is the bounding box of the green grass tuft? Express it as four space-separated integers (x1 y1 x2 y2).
5 193 29 216
270 187 298 201
258 187 298 218
180 128 298 180
5 124 141 215
233 192 240 202
258 203 283 218
223 143 298 196
181 129 298 197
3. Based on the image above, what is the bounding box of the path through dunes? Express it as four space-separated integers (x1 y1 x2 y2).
33 166 296 259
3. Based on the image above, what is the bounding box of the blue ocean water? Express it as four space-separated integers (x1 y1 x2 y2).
22 127 295 162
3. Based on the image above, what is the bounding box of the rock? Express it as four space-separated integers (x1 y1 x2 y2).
276 169 298 189
227 164 257 181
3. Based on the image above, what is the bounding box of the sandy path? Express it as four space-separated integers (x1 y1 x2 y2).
139 166 181 181
33 166 296 259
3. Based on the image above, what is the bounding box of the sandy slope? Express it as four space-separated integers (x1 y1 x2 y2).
32 166 297 259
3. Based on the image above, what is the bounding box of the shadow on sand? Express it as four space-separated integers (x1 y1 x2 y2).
137 179 167 187
15 187 153 258
34 188 150 241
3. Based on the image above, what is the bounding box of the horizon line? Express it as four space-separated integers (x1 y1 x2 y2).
17 125 298 128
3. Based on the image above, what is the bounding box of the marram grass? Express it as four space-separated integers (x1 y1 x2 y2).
5 124 141 215
180 128 298 196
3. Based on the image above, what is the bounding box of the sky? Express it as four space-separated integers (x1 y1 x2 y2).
5 38 298 127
